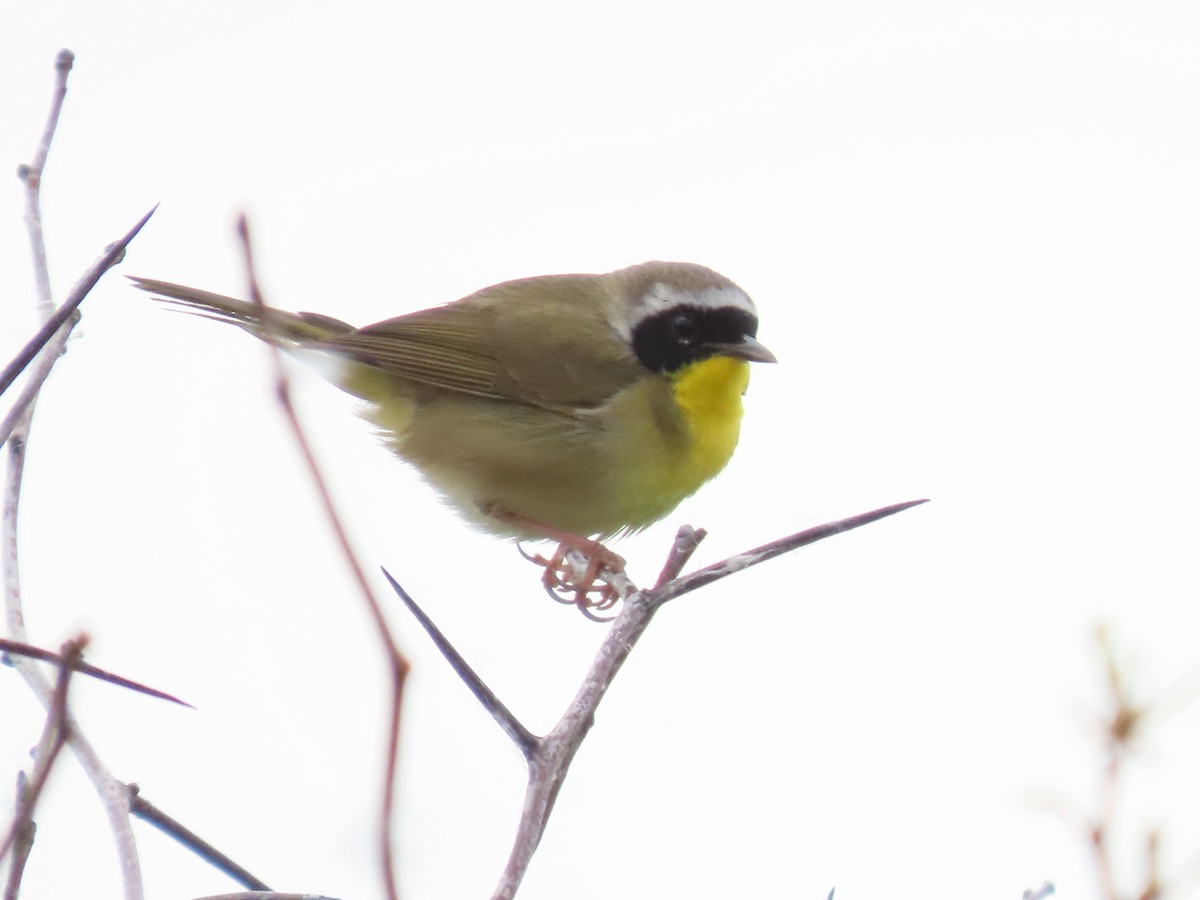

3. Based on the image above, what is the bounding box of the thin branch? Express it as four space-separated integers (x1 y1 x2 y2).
382 569 537 757
4 351 144 900
384 524 716 758
492 578 661 900
2 773 35 900
0 310 76 448
0 637 190 706
653 499 929 605
1 772 35 900
189 893 339 900
17 48 73 318
4 50 146 900
0 204 157 410
386 498 928 900
128 788 272 892
234 217 408 900
0 637 83 871
653 524 707 589
499 500 924 897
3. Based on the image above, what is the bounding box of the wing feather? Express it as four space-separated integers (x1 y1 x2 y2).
317 275 644 410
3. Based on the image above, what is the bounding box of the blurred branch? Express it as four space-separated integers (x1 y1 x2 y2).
1088 626 1164 900
235 217 409 900
0 637 189 706
3 49 148 900
1023 883 1056 900
653 524 706 589
1037 626 1200 900
1 771 34 900
0 204 156 429
190 893 339 900
390 498 929 899
0 309 75 447
0 637 82 891
17 48 72 319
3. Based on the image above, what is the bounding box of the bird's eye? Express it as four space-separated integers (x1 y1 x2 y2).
671 312 699 345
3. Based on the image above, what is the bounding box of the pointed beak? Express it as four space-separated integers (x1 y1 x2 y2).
711 335 777 364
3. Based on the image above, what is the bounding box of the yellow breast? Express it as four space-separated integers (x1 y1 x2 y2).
609 355 750 533
669 355 750 486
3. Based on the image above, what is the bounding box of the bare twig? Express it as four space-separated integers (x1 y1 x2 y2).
1090 755 1121 900
0 637 189 706
0 310 76 447
1087 626 1167 900
1141 830 1162 900
388 499 928 899
4 296 145 900
382 569 537 757
653 524 707 589
1092 628 1134 900
4 50 147 900
2 772 35 900
1036 627 1197 900
652 499 928 604
190 893 339 900
497 501 927 898
128 788 272 892
0 637 83 872
17 48 73 318
0 204 156 418
235 217 408 900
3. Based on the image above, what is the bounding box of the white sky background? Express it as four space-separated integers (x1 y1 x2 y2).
2 1 1199 898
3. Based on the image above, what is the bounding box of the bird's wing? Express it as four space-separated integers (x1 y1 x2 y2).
319 275 644 410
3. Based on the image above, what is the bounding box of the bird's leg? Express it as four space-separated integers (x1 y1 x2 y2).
537 537 627 616
493 509 633 615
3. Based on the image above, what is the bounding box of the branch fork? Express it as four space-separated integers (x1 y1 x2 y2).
387 499 929 899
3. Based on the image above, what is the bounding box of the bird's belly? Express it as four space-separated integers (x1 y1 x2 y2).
356 361 747 540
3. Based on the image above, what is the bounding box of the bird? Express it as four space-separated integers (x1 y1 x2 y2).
130 261 775 609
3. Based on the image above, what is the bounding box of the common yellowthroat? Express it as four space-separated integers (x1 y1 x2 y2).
131 262 773 595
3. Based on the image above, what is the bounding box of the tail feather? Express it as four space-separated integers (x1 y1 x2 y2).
128 276 353 345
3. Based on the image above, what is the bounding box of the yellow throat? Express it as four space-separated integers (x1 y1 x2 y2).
668 355 750 490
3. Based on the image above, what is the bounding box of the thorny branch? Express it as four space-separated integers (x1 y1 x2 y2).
3 51 362 900
127 789 272 893
0 638 187 705
389 498 929 899
3 48 149 900
0 204 156 440
189 893 339 900
3 45 936 900
0 638 83 884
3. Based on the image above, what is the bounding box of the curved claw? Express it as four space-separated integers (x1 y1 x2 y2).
543 580 578 605
578 603 618 623
519 540 636 619
516 541 550 565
